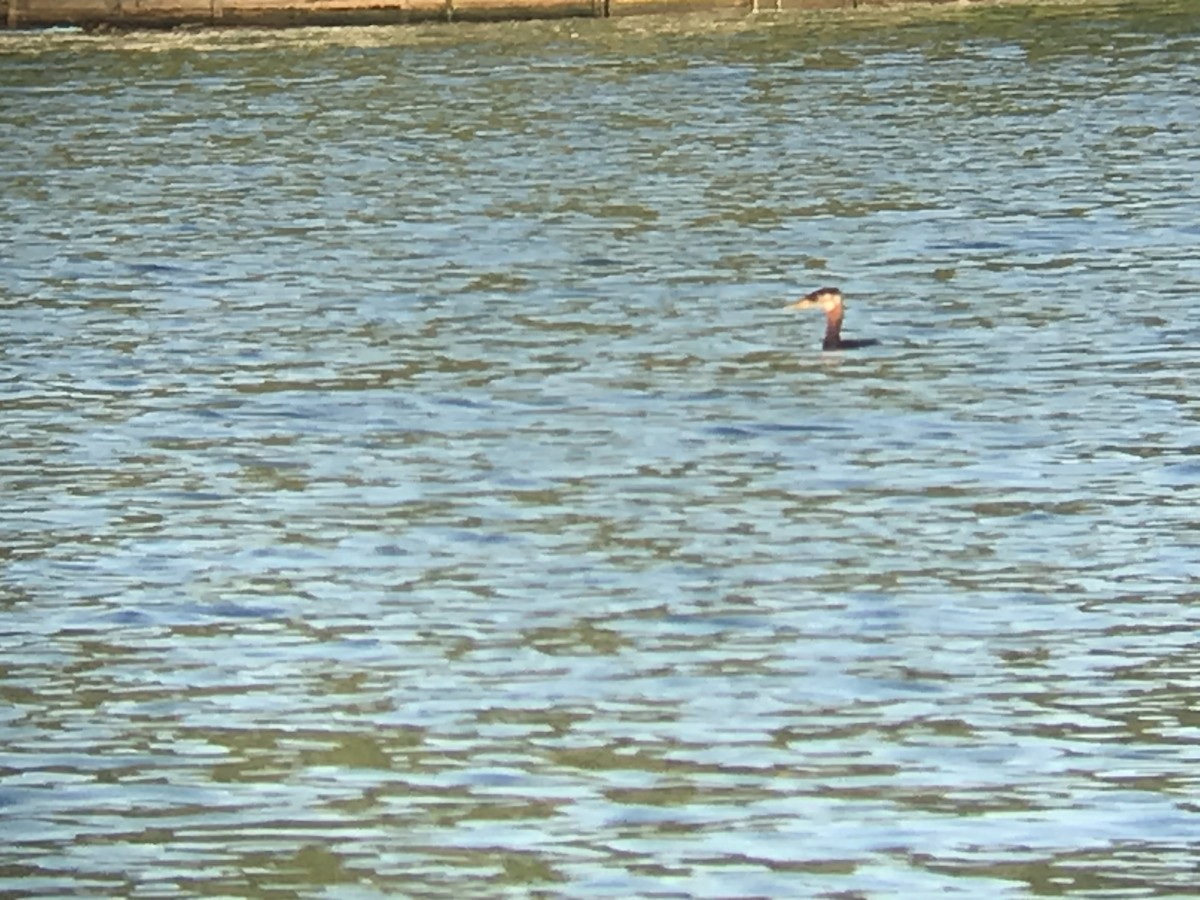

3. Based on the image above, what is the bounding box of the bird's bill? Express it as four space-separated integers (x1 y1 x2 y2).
786 297 818 310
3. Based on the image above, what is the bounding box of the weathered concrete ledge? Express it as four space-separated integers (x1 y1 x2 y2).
2 0 965 30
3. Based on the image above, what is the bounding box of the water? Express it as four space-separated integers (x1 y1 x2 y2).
3 3 1200 896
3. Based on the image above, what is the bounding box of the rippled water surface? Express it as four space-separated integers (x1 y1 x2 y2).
3 3 1200 895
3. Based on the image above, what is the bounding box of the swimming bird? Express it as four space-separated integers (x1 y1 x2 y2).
787 286 878 351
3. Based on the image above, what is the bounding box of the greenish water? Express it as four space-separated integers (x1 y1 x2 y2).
3 3 1200 896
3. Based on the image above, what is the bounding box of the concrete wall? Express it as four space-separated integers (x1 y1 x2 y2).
2 0 767 28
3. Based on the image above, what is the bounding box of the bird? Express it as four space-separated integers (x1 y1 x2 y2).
787 286 878 351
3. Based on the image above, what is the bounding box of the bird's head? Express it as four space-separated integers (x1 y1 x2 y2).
787 287 844 314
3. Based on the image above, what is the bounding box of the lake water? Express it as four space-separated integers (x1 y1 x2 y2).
3 3 1200 896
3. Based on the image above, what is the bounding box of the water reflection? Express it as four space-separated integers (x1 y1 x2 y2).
2 3 1200 897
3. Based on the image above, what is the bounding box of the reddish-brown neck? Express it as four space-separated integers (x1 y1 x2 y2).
823 307 844 349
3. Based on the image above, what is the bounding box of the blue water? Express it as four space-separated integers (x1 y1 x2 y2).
2 4 1200 896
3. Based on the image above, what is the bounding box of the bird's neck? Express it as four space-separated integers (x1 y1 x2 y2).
822 307 844 350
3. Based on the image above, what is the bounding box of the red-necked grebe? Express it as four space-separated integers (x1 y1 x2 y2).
787 286 878 351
